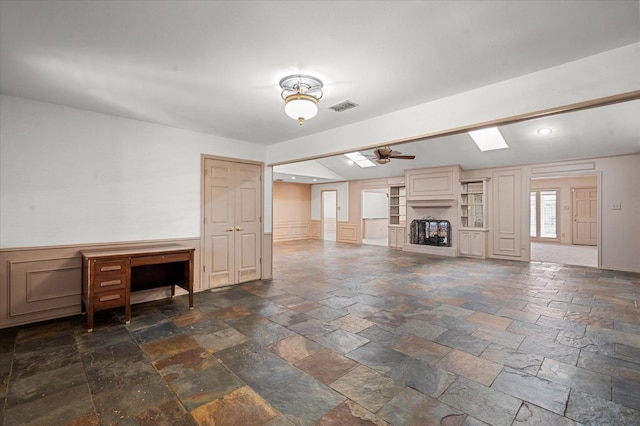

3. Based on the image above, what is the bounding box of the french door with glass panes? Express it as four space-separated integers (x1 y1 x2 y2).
530 189 559 241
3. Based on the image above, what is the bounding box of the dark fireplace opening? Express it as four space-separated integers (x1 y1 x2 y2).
410 219 452 247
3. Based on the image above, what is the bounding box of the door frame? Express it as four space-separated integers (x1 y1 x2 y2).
321 190 338 241
527 172 601 268
200 154 265 290
361 188 390 245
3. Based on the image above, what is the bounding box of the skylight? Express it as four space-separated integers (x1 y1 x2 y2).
344 152 376 168
469 127 508 151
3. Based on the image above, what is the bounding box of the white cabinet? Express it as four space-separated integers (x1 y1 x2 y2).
388 226 405 249
459 230 486 258
459 178 489 258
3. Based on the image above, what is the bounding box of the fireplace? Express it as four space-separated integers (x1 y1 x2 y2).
409 219 452 247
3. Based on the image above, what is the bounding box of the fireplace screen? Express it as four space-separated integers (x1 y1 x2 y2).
410 219 452 247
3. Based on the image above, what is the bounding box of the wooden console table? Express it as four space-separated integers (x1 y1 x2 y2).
81 244 195 332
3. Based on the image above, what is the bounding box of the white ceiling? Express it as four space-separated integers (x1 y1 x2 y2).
273 99 640 183
1 0 639 147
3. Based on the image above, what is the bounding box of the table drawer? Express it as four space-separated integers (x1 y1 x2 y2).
94 276 126 293
93 289 126 311
93 259 127 274
131 252 191 267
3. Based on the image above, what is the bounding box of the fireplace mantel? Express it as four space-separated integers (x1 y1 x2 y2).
407 199 456 207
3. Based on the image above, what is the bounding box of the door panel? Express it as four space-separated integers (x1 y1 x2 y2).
235 163 261 283
493 169 522 257
573 187 597 245
209 235 231 288
204 160 235 287
203 159 261 288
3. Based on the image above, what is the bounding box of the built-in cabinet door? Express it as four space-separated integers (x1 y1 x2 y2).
203 159 261 288
470 232 484 257
460 230 486 258
388 227 405 248
459 231 470 255
492 169 522 258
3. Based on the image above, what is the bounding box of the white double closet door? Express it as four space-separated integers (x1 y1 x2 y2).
203 158 262 288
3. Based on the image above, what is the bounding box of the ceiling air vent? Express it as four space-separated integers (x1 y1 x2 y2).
328 100 359 112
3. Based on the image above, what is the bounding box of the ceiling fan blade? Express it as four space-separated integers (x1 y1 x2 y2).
390 155 416 160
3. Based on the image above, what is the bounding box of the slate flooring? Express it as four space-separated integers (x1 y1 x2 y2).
1 239 640 425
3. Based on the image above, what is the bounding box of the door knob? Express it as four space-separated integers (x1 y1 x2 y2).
236 227 242 231
227 227 234 232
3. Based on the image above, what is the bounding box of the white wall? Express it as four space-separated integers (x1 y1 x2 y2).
311 182 349 221
592 155 640 272
0 95 267 248
362 191 389 219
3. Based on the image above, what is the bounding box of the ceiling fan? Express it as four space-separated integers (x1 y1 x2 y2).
371 146 416 164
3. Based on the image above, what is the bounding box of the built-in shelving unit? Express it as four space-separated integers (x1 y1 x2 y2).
389 186 406 225
388 185 406 249
459 178 489 258
460 180 485 228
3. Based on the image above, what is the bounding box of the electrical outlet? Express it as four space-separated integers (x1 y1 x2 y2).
612 203 622 210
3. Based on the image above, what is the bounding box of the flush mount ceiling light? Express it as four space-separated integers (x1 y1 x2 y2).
537 128 553 135
469 127 509 151
279 74 323 125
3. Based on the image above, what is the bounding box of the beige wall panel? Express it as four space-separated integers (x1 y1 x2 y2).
273 222 311 242
1 237 200 329
406 167 458 200
337 223 358 243
310 221 321 239
492 169 522 258
273 182 311 222
9 257 81 317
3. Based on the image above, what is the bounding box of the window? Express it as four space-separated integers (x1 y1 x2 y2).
530 189 559 239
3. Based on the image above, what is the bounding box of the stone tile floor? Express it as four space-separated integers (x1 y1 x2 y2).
1 239 640 425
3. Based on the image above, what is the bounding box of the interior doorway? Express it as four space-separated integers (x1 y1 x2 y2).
529 175 598 268
322 190 337 241
361 189 389 246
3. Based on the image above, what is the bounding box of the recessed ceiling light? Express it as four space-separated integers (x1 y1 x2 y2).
537 128 552 135
313 178 317 182
291 176 296 180
469 127 508 151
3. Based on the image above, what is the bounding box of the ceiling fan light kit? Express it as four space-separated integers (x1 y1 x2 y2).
280 74 323 125
372 146 416 164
